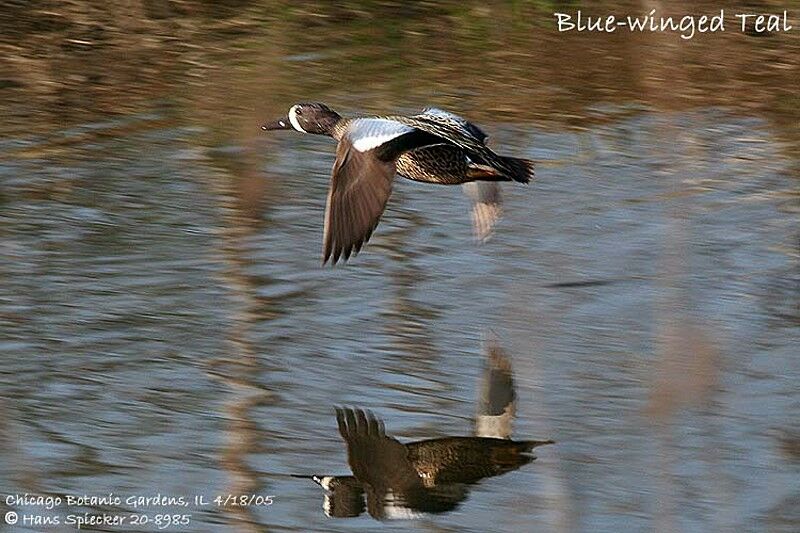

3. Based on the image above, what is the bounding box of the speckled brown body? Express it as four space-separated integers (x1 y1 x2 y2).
397 145 472 185
331 116 516 186
406 437 536 486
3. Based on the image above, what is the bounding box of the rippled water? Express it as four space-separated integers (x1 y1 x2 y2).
1 2 798 532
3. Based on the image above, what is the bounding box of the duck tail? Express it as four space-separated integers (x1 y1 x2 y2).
499 156 535 184
489 438 554 468
517 439 556 452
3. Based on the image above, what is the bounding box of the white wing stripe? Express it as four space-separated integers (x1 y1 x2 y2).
352 132 407 152
348 118 413 152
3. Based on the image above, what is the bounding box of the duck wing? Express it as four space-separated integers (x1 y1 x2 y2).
475 336 516 438
412 109 500 241
323 119 444 264
391 113 489 153
415 108 489 144
389 114 532 183
335 408 422 491
336 408 432 519
416 110 503 242
462 181 503 243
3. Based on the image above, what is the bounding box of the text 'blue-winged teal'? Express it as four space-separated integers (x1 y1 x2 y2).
261 104 535 264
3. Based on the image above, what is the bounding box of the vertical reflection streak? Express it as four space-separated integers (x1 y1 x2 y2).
204 148 274 532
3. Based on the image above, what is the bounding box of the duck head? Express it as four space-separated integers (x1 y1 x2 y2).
261 103 341 136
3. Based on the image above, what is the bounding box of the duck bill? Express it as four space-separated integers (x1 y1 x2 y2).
260 117 291 131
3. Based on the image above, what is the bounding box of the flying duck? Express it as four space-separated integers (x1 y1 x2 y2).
294 338 554 519
261 104 534 264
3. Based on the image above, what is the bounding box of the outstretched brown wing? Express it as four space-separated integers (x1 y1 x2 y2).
462 181 503 243
322 138 396 264
335 408 435 519
335 408 421 490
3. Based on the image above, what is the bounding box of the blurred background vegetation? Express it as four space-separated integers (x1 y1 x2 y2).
1 1 798 144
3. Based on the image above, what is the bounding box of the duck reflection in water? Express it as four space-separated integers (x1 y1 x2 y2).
295 339 554 519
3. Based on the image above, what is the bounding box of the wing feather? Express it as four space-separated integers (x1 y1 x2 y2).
416 108 489 144
322 137 396 264
347 118 414 152
389 114 521 178
462 181 503 242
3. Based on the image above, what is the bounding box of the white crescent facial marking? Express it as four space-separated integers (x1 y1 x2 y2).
288 104 305 133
